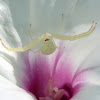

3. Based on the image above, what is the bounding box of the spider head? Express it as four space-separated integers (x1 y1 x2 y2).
45 38 50 41
41 33 52 41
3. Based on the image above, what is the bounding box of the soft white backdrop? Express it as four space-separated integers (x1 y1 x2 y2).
0 0 100 100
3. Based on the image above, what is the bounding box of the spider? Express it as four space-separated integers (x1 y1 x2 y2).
0 21 97 55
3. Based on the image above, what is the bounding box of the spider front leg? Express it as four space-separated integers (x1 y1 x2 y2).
0 37 41 52
52 21 97 41
71 21 97 40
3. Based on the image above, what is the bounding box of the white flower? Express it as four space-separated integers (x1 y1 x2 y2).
0 0 100 100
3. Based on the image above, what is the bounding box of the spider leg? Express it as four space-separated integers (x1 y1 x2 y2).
72 21 94 35
52 21 97 41
0 37 41 52
28 24 33 40
71 21 97 40
87 21 95 32
29 49 40 54
56 14 64 33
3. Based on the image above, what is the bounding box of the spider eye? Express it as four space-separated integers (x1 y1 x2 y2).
45 38 50 41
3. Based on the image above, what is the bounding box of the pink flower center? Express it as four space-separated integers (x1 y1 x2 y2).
29 79 74 100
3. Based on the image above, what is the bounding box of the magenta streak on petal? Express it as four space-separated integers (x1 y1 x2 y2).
72 66 100 86
21 52 33 91
22 53 53 99
71 66 100 96
52 55 73 88
73 66 100 83
51 51 88 99
60 84 73 99
72 83 83 96
50 49 64 78
49 51 77 99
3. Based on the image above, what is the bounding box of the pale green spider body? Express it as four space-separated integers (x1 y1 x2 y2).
0 21 97 55
40 38 56 55
0 32 57 55
37 33 56 55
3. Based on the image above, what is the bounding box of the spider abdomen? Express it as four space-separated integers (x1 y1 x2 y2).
40 40 56 55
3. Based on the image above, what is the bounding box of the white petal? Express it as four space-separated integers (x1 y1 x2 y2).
6 0 77 35
0 41 29 90
0 1 28 85
0 0 21 46
69 0 100 27
6 0 100 38
0 75 36 100
26 0 100 33
0 1 23 82
62 23 100 74
71 84 100 100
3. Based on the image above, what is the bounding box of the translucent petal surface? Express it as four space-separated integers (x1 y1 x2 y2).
0 0 100 100
0 75 36 100
71 84 100 100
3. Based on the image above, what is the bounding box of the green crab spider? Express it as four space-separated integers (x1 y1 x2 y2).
0 21 97 55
